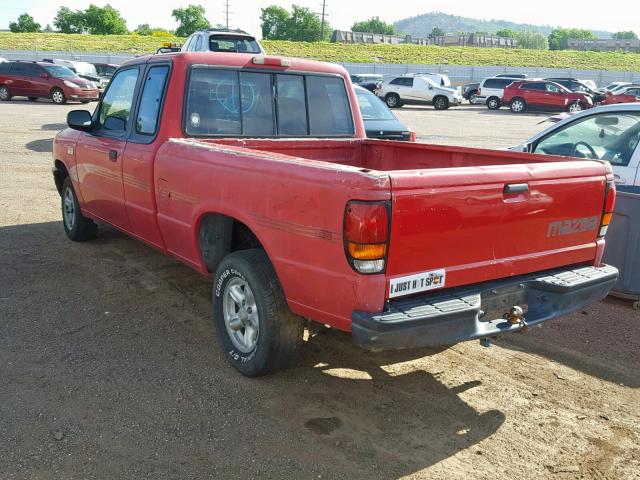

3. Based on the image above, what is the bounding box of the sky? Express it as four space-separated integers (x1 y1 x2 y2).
1 0 638 37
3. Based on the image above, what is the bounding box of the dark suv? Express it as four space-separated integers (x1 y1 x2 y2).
0 61 99 104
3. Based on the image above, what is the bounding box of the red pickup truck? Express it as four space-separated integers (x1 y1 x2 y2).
53 52 618 376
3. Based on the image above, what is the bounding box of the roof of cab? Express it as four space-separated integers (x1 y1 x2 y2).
121 51 349 77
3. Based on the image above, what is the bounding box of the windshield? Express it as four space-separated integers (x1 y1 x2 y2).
209 35 261 53
44 65 77 78
74 63 98 77
356 90 395 121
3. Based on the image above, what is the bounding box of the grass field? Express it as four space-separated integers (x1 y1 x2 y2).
1 32 639 71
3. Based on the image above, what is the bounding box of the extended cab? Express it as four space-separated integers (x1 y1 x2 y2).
53 52 618 376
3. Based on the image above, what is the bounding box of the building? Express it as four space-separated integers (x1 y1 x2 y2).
564 38 640 53
331 30 518 48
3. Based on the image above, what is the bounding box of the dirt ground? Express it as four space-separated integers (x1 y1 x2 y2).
1 99 638 480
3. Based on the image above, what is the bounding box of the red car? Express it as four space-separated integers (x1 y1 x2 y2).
52 52 617 376
602 86 640 105
503 80 593 113
0 61 99 104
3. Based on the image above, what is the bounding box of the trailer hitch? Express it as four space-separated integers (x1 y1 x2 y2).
504 306 527 333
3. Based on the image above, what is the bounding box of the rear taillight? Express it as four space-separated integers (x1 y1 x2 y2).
599 180 616 237
344 200 390 274
477 88 481 96
409 131 416 142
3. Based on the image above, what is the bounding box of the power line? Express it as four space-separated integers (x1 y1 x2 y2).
224 0 231 29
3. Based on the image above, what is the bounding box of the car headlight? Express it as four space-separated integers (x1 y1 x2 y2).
63 80 80 88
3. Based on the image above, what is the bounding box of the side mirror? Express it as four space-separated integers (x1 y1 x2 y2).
428 84 433 90
67 110 93 132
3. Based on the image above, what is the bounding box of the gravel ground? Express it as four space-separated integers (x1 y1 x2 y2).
1 99 638 480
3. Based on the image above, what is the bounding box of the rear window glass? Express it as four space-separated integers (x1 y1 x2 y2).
209 35 261 54
185 68 354 137
483 78 513 89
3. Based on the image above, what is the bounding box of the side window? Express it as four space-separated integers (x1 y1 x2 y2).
194 34 203 51
97 68 139 134
276 74 307 135
546 83 561 93
24 64 41 77
11 63 27 76
0 62 12 74
136 65 169 136
183 36 194 51
389 77 403 86
534 113 640 166
522 82 545 91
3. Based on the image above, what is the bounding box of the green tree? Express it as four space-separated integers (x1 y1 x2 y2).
612 31 638 40
53 7 86 34
429 27 445 38
516 30 548 50
84 4 127 34
135 23 152 35
496 28 517 38
548 28 595 50
172 4 210 37
260 5 290 40
286 5 327 41
351 16 394 35
9 13 41 33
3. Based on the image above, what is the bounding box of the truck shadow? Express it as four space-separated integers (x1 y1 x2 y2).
25 138 53 153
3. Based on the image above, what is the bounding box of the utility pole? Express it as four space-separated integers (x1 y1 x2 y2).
224 0 231 29
319 0 327 41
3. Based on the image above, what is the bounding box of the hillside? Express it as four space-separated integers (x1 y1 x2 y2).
393 11 611 38
0 33 638 72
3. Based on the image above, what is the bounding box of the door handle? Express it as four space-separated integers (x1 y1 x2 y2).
108 150 118 162
614 174 626 185
504 183 529 194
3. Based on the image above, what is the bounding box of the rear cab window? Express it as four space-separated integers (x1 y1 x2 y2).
185 67 354 137
209 35 261 54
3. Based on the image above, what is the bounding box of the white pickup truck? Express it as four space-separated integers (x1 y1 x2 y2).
513 104 640 186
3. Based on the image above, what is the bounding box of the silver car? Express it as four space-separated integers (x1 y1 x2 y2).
181 29 265 55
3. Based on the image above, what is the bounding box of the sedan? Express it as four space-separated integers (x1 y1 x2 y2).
354 86 414 141
512 104 640 186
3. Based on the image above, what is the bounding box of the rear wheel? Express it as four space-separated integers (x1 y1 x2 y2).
213 249 304 376
433 96 449 110
486 97 501 110
0 85 11 101
385 93 401 108
468 91 478 103
61 177 97 242
51 88 66 105
510 97 526 113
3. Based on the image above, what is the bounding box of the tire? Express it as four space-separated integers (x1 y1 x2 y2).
486 97 501 110
433 96 449 110
468 91 478 104
0 85 11 101
213 249 304 376
61 177 97 242
28 97 38 101
568 101 583 113
510 97 526 113
51 88 66 105
385 93 401 108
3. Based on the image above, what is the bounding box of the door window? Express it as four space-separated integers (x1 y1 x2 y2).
97 68 139 134
534 113 640 166
136 65 169 136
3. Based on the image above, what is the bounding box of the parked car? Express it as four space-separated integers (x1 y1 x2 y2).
53 51 618 376
598 82 630 93
0 61 99 104
354 85 414 141
496 73 528 79
92 63 119 78
44 59 109 90
376 74 462 109
503 80 593 113
477 77 521 109
602 86 640 105
350 74 383 93
545 78 606 104
513 104 640 186
181 29 265 54
580 79 598 90
462 82 480 103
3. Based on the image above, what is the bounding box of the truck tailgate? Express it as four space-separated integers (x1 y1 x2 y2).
386 161 608 298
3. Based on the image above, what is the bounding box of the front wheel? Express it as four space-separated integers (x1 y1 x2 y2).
568 101 583 113
61 177 97 241
433 96 449 110
51 88 66 105
213 249 304 376
486 97 501 110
